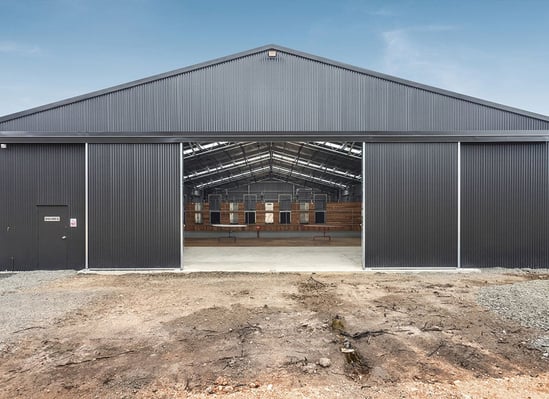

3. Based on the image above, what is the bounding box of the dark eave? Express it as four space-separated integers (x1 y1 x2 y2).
1 130 549 143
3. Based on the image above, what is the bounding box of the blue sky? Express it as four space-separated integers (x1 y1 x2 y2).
1 0 548 117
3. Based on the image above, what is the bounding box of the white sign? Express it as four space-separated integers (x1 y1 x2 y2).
70 218 77 228
44 216 60 222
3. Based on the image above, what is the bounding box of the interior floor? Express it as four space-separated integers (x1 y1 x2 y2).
182 245 363 272
183 230 361 247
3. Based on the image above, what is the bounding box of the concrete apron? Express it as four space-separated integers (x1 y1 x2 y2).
79 247 480 273
183 246 363 272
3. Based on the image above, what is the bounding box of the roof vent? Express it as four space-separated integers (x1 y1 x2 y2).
268 50 277 57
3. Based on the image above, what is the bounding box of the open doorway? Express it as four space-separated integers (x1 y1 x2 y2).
182 141 362 252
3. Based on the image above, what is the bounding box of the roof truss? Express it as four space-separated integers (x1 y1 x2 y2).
183 141 362 191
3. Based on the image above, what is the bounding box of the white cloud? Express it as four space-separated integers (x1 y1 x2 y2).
380 26 482 96
377 26 549 115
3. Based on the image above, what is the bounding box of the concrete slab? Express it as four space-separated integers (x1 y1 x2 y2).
78 246 483 274
182 246 363 272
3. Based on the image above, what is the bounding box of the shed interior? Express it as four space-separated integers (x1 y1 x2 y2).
182 141 362 245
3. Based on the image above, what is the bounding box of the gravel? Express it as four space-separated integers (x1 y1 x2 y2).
477 278 549 356
0 270 75 293
0 271 103 350
477 279 549 331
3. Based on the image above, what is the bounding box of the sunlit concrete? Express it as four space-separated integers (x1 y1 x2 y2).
182 246 363 272
78 244 485 273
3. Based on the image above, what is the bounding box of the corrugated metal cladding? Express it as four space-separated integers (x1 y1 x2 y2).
364 143 457 267
89 144 180 268
0 144 84 270
461 143 549 268
1 50 548 132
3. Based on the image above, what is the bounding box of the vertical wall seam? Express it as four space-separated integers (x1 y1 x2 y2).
457 142 461 268
85 142 89 269
362 142 366 269
180 142 184 270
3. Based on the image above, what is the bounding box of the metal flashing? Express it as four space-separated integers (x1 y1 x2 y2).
1 130 549 143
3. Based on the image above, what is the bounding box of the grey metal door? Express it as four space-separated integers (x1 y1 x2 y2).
38 206 68 269
461 143 549 268
363 143 457 267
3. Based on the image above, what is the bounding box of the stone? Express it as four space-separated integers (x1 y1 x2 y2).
318 357 331 368
215 376 229 386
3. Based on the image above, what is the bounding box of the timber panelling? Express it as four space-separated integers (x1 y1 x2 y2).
184 201 361 232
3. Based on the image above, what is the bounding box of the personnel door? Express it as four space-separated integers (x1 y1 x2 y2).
38 206 68 269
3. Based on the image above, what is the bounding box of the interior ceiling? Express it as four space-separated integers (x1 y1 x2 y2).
183 141 362 192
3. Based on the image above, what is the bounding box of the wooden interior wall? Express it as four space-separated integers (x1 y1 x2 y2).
184 201 361 231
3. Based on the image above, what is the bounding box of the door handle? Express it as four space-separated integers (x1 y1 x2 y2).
61 236 67 240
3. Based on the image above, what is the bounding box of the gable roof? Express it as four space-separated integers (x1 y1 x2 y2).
1 44 549 134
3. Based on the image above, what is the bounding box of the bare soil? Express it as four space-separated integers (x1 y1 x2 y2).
1 271 548 398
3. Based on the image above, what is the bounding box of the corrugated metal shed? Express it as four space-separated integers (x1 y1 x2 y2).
1 44 548 134
1 45 549 271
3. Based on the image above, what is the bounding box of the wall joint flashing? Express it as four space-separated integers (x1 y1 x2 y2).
457 142 461 268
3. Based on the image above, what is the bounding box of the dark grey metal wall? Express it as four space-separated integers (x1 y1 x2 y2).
364 143 457 267
2 48 548 132
461 143 549 268
89 144 180 268
0 144 85 270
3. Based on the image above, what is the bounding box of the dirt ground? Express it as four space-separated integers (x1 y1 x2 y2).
1 271 548 399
